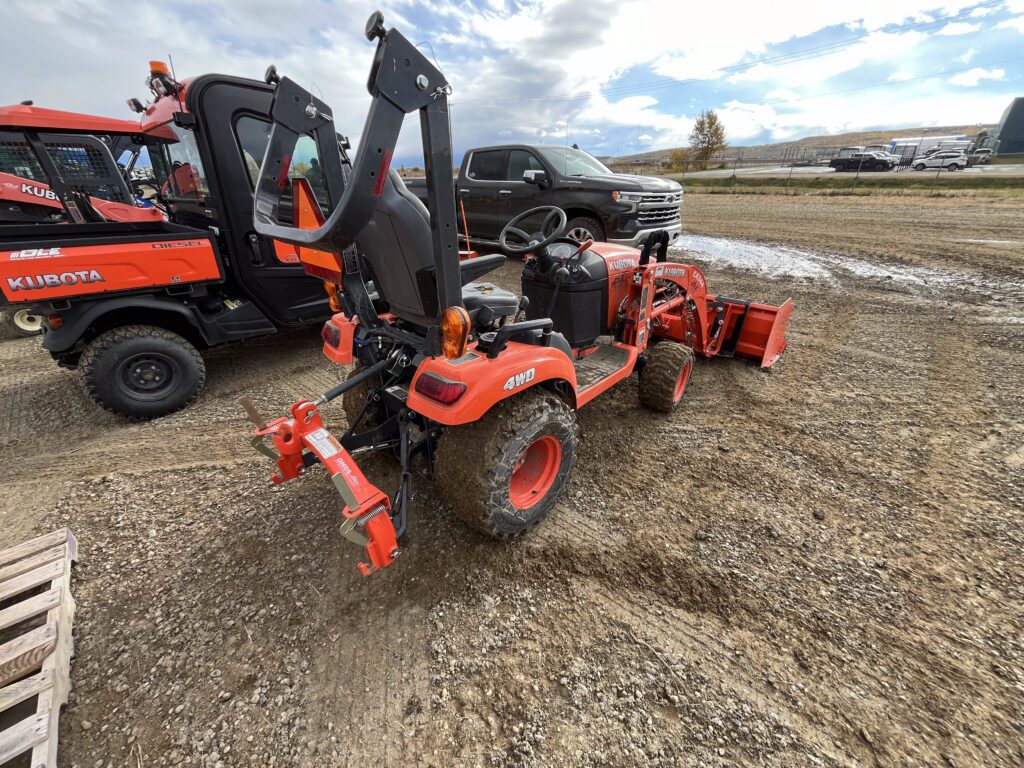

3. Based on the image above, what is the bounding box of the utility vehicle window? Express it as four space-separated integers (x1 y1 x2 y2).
234 115 328 207
506 150 544 181
144 121 210 201
466 150 503 180
38 133 134 203
537 146 611 177
0 132 46 181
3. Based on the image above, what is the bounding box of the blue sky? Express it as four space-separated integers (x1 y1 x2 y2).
2 0 1022 165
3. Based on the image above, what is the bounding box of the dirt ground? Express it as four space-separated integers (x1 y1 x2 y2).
1 193 1021 767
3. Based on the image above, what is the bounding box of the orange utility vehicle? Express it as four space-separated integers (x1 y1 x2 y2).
0 66 346 417
241 12 793 576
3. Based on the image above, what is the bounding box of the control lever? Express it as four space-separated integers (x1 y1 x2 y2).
513 295 529 323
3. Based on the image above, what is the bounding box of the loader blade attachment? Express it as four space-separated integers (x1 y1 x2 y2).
733 298 793 369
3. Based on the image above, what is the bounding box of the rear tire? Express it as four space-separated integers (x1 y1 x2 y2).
639 342 694 413
79 325 205 419
8 309 43 336
947 163 959 171
341 364 383 430
435 389 578 539
914 163 926 171
565 216 604 244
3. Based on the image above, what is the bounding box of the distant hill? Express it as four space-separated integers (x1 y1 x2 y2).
608 124 996 164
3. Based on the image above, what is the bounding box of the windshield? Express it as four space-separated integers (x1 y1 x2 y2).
144 121 210 201
536 146 612 176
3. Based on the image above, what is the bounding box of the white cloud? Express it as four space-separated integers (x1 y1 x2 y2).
996 15 1024 32
950 67 1006 86
937 21 981 35
888 71 915 81
958 48 978 63
968 5 995 16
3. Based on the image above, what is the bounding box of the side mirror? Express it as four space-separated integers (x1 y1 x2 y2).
523 169 548 186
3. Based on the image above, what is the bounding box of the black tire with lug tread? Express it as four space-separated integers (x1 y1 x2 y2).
435 389 578 539
639 341 695 413
565 215 604 243
341 364 382 430
79 325 205 419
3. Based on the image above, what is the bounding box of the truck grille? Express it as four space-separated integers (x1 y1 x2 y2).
635 191 682 227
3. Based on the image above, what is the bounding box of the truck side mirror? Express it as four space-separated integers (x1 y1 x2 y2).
523 169 548 186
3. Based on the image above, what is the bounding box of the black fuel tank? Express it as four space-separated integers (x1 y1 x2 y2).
521 248 609 349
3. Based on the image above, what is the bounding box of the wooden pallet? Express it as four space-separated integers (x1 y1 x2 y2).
0 529 77 768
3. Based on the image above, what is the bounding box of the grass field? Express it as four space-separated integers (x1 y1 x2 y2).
669 172 1024 196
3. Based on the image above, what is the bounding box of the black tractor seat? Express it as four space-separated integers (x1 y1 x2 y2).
462 282 519 321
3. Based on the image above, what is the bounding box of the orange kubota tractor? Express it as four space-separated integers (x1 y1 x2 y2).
242 11 793 575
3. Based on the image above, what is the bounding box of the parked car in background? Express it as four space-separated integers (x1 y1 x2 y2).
830 151 892 172
968 148 993 166
912 151 968 171
406 144 683 247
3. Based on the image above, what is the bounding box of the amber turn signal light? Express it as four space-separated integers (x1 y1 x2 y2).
440 306 470 359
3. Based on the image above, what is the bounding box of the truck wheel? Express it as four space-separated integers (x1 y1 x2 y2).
639 341 694 413
8 309 44 336
947 163 959 171
565 216 604 243
435 389 578 539
914 163 926 171
79 325 205 419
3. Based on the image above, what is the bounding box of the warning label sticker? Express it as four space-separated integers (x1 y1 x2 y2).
305 427 342 458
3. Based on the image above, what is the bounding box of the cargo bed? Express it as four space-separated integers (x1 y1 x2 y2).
0 221 223 305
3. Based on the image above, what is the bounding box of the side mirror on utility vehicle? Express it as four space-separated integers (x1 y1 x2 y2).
523 169 548 186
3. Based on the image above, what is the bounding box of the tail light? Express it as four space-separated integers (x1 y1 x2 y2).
47 313 64 329
414 372 466 405
441 306 470 359
321 320 340 347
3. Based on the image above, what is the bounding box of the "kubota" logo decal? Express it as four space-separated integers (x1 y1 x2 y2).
503 367 536 391
7 270 104 291
21 183 58 201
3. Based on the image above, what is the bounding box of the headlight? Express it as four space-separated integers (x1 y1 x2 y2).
612 191 643 204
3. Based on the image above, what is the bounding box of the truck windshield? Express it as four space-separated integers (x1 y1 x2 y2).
536 146 612 176
144 121 210 201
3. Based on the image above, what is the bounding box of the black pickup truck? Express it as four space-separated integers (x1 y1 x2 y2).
406 144 682 247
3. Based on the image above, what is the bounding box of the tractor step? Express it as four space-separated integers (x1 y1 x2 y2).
575 344 631 390
0 528 77 768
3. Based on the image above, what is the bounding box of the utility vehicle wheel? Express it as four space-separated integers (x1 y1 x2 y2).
639 341 694 413
435 390 578 539
79 325 205 419
947 163 959 171
341 364 382 430
7 309 44 336
914 163 926 171
565 216 604 243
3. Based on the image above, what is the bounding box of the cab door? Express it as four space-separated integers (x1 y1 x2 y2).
191 77 332 327
458 148 503 240
496 148 552 235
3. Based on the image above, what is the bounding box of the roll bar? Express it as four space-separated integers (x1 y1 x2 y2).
252 10 462 314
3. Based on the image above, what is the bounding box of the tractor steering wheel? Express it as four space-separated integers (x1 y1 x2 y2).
499 206 567 256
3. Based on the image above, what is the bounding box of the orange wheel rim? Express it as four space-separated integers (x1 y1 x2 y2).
674 360 692 402
509 435 562 509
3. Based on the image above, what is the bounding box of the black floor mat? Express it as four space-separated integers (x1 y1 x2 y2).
574 344 630 390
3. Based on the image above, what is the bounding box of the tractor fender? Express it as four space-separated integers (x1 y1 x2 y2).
407 340 578 426
42 296 213 354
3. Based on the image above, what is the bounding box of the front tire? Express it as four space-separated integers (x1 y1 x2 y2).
565 216 604 244
79 325 205 419
947 163 959 171
8 309 44 336
435 390 578 539
639 342 694 413
914 163 926 171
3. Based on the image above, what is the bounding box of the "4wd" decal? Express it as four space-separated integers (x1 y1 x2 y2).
502 367 536 391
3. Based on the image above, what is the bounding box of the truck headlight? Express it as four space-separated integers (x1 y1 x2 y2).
612 191 643 204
